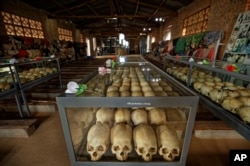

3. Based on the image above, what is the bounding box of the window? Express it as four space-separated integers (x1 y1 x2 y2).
2 11 44 38
182 7 210 36
58 28 73 42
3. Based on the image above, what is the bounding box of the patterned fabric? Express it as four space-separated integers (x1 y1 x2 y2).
174 31 223 56
203 31 224 46
175 32 206 55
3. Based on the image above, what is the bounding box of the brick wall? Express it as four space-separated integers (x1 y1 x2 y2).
162 0 247 59
0 0 77 42
0 0 248 57
208 0 247 58
175 0 212 38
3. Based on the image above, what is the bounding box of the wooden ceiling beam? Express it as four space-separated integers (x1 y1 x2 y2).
86 3 107 26
51 0 74 16
132 0 140 25
48 14 175 19
127 0 177 16
81 24 159 29
97 31 142 36
51 0 96 15
144 0 167 27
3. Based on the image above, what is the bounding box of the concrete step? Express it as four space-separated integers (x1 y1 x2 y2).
0 119 38 138
1 100 58 114
193 121 244 139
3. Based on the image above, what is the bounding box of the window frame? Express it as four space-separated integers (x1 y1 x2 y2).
182 7 210 36
58 27 73 42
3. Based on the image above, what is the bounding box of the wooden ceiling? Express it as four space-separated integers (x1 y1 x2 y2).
19 0 194 38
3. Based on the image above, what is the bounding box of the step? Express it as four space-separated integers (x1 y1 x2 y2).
0 119 38 138
194 121 244 139
2 101 58 113
30 92 62 99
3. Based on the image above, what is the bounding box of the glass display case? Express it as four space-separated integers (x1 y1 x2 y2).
12 57 62 90
0 57 62 117
13 57 62 116
56 57 199 166
0 63 18 97
164 55 250 140
0 63 24 117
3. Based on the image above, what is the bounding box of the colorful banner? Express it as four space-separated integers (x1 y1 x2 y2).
223 11 250 64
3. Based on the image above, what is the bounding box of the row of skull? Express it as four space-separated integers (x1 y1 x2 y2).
86 107 181 162
87 122 180 162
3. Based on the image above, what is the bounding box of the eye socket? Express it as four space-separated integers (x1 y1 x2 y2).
87 146 94 151
149 147 156 152
139 147 144 153
172 148 179 154
113 146 120 151
162 148 169 154
98 145 104 151
123 145 129 151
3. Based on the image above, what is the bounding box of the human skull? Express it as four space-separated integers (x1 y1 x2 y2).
180 74 187 82
239 97 250 106
115 108 130 124
131 108 148 126
193 82 204 92
200 85 213 96
148 108 167 125
166 67 173 74
87 122 110 161
227 90 240 98
237 106 250 123
209 89 228 103
67 108 95 128
111 124 133 161
156 124 180 161
221 97 243 113
133 124 157 161
238 90 250 97
96 107 115 127
165 107 187 121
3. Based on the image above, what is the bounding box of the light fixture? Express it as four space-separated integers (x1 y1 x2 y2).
140 33 147 36
142 27 152 32
155 17 165 22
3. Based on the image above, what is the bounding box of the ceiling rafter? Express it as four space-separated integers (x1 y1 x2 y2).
110 0 115 16
18 0 194 37
48 14 174 19
132 0 140 25
51 0 95 15
86 3 108 26
51 0 74 16
143 0 167 28
112 0 122 29
86 24 158 30
127 0 177 16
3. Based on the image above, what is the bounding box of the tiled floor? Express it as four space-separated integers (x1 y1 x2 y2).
0 111 250 166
